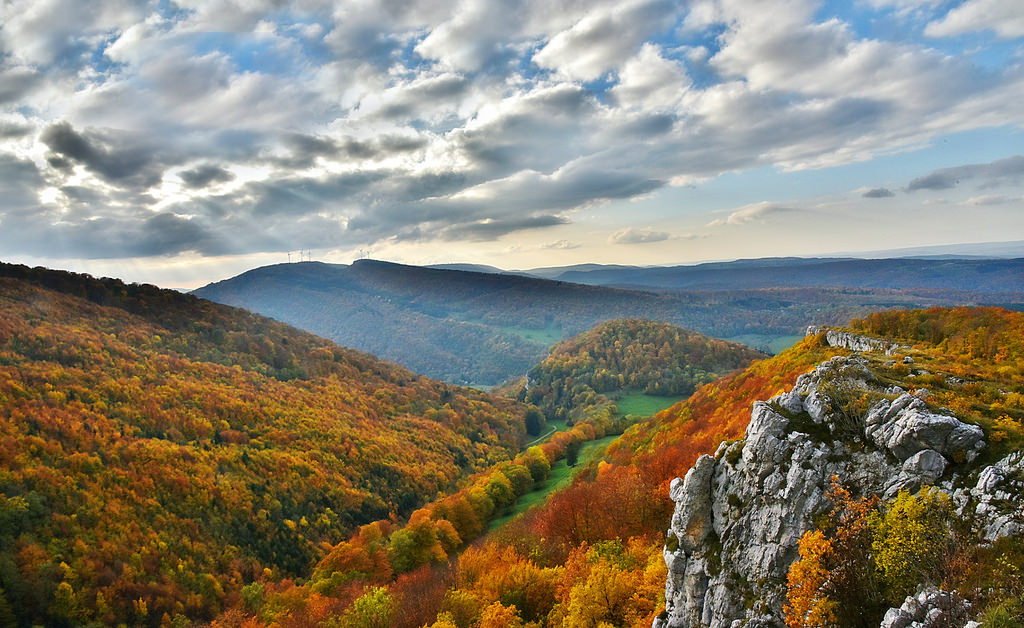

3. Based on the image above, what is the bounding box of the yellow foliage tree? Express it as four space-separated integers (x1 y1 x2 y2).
478 601 524 628
869 487 954 604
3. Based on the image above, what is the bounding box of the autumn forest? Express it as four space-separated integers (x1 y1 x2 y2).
1 262 1023 628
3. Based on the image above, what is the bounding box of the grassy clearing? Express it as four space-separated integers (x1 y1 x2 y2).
725 333 803 355
489 433 619 530
615 393 687 417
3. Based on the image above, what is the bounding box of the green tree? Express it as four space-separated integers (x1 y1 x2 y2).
524 408 545 437
334 586 394 628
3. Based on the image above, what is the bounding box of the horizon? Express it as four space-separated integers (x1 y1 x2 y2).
6 236 1024 291
2 1 1024 289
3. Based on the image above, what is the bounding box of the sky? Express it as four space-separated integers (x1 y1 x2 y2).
1 0 1024 289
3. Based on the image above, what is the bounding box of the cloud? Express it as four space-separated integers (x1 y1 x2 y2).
2 0 1024 269
40 121 167 188
533 0 680 81
0 117 34 139
906 155 1024 191
862 187 895 198
0 67 41 104
355 73 471 121
179 164 236 189
608 227 671 244
708 202 795 226
965 194 1013 206
926 0 1024 39
610 44 690 110
542 239 580 250
437 214 570 241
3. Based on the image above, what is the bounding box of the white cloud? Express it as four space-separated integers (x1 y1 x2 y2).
926 0 1024 39
542 239 580 249
708 202 795 226
610 44 690 110
533 0 680 81
966 194 1012 206
609 227 672 243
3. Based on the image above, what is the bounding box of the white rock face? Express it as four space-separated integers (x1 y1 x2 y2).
806 326 907 355
878 588 970 628
956 451 1024 542
653 353 1006 628
866 393 985 463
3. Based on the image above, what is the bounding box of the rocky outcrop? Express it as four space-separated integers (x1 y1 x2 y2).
878 588 972 628
806 325 907 355
955 451 1024 542
654 354 1005 628
866 393 985 463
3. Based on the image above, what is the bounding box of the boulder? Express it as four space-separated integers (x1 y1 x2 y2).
878 588 971 628
866 394 985 462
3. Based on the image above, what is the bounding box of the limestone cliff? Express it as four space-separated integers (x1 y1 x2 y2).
654 332 1022 628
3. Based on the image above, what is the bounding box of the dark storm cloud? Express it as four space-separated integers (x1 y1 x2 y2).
40 121 166 188
863 187 895 198
907 155 1024 191
179 164 235 189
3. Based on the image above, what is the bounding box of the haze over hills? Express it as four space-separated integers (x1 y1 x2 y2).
546 256 1024 290
194 257 1024 386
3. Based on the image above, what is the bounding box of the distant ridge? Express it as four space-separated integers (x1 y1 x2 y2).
426 262 510 274
193 258 1024 385
548 256 1024 291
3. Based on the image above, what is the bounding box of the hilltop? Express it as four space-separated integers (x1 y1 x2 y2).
515 319 765 423
193 259 1017 386
0 263 531 626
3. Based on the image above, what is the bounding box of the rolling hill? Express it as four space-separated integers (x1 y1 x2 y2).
515 319 766 422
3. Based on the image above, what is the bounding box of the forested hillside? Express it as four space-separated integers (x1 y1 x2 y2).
193 259 1011 386
249 307 1021 628
517 319 765 422
0 263 531 626
201 316 765 626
